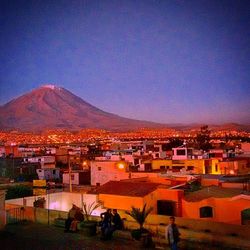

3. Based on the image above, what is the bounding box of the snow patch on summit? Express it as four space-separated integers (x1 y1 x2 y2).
42 84 60 90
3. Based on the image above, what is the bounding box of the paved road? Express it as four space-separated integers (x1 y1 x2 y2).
0 222 246 250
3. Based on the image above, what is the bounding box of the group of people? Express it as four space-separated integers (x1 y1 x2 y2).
100 208 122 240
65 205 180 249
65 204 84 233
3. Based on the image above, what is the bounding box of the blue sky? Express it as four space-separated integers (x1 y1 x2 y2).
0 0 249 124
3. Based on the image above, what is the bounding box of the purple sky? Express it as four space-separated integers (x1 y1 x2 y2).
0 0 249 124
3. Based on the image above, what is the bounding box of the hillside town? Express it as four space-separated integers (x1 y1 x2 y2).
0 127 250 249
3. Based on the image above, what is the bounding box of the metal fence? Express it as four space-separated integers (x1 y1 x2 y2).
6 206 25 224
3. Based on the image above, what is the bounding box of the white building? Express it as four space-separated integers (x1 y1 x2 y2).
0 146 5 157
18 146 41 157
91 160 129 186
36 168 60 180
172 147 193 160
90 160 157 186
63 171 90 185
23 156 55 168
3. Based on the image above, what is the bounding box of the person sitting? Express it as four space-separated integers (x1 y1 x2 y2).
112 209 123 231
100 209 112 240
70 207 84 232
65 204 77 232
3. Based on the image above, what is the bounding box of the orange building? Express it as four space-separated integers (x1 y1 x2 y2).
182 186 250 225
94 180 184 216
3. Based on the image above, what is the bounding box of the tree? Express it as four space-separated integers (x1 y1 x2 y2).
163 139 184 151
196 125 211 151
126 204 153 230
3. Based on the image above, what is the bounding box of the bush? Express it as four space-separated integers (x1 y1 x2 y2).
229 233 238 237
6 185 33 200
204 229 211 233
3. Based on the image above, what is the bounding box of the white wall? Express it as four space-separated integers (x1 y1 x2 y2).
63 172 80 185
91 161 129 186
5 192 106 216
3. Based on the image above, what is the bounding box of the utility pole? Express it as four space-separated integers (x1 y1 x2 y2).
68 156 72 192
11 143 16 178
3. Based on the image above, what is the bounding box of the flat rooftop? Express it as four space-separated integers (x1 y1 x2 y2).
184 186 246 202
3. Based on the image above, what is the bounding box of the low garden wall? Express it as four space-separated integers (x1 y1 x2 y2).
4 205 250 249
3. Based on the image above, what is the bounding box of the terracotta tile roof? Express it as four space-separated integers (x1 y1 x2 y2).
184 186 244 202
92 181 160 197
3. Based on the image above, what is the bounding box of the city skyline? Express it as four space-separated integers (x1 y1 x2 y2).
1 0 250 125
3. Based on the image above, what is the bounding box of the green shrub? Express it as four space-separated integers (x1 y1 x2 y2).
6 185 33 200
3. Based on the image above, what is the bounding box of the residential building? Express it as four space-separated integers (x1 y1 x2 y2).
23 155 55 168
63 170 90 185
36 168 60 180
182 186 250 225
93 180 184 215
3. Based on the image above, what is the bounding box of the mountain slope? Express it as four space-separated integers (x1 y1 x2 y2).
0 85 166 132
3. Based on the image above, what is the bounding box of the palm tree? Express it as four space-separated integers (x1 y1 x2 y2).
82 201 102 221
126 204 153 231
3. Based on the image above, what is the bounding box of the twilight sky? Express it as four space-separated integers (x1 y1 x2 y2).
0 0 249 124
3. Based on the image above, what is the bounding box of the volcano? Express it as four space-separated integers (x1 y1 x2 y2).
0 84 166 132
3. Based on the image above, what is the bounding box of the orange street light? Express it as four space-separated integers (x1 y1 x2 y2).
117 162 125 170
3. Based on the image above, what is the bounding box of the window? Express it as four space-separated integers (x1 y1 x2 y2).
172 166 183 172
157 200 176 216
134 159 139 165
98 167 101 171
241 208 250 225
200 206 213 218
172 160 184 164
160 166 166 171
144 163 152 171
215 164 218 172
52 170 56 175
176 149 186 155
187 166 194 171
71 174 74 180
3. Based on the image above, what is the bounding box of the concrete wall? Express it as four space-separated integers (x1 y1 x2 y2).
119 212 250 248
0 190 5 229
